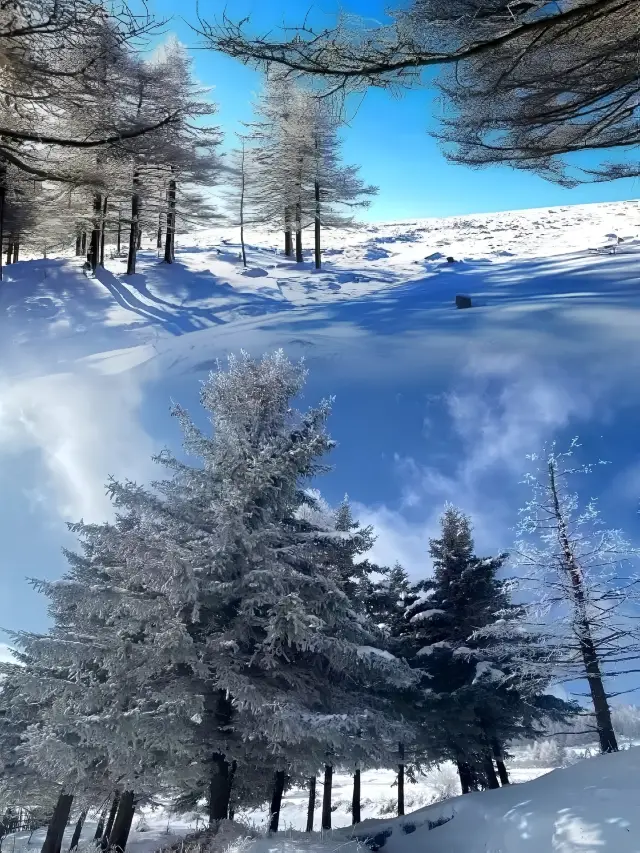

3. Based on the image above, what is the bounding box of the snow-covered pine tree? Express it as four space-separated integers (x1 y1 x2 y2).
20 351 414 828
402 505 572 792
514 439 640 753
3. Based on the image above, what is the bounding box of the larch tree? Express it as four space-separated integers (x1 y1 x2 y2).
514 439 640 753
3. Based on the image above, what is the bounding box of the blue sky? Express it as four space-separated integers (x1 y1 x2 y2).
145 0 639 221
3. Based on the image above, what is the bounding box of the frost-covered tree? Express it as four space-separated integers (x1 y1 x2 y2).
242 73 375 266
514 440 640 753
17 351 414 829
400 505 572 792
206 1 637 185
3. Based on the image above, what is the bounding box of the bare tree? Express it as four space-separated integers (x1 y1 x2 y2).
201 1 637 183
514 439 640 753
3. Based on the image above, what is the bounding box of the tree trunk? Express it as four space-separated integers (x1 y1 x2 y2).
491 739 510 785
314 178 321 270
116 212 121 255
209 753 233 823
93 807 108 842
483 755 500 789
157 210 163 249
81 232 87 255
69 810 87 851
12 241 18 263
89 192 102 273
239 147 247 268
269 770 286 834
107 791 135 853
164 175 176 264
284 206 293 257
136 228 142 250
397 743 405 816
352 768 361 825
456 760 475 795
321 764 332 831
548 461 618 753
75 232 82 256
5 242 12 266
0 179 5 281
40 792 73 853
126 174 139 275
100 196 108 267
305 777 316 833
100 793 120 850
295 201 303 263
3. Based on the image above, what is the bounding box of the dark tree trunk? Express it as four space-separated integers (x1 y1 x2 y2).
75 233 82 256
269 770 286 833
69 810 87 851
157 209 163 249
352 768 361 825
116 212 121 255
321 764 332 831
126 174 139 275
164 175 176 264
483 755 500 789
305 777 316 833
456 760 476 795
314 179 321 270
284 206 293 257
107 791 135 853
81 232 87 254
5 242 12 266
397 743 405 816
89 192 102 273
93 807 108 842
491 739 510 785
209 754 233 823
100 793 120 850
100 196 108 267
0 178 5 281
295 201 303 263
12 241 18 263
136 228 142 250
548 461 618 754
40 792 73 853
238 149 247 268
207 691 234 824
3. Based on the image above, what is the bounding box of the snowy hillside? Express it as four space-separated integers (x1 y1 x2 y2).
1 198 639 630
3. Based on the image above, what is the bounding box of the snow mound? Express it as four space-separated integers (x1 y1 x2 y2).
312 747 640 853
241 268 269 278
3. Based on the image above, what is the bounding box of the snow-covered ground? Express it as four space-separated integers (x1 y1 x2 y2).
2 198 640 635
3 747 638 853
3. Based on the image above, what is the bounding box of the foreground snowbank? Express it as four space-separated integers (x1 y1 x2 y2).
232 748 640 853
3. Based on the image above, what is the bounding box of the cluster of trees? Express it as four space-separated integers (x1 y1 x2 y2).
2 351 638 850
227 72 377 269
0 1 375 283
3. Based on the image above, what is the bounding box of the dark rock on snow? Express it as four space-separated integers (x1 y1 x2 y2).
455 294 473 309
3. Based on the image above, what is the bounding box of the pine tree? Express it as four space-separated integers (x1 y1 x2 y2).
401 505 572 791
16 351 414 827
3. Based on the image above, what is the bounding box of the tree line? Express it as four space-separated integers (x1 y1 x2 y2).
0 1 375 281
2 352 639 850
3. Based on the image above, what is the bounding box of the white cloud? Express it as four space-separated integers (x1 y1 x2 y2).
352 501 433 580
353 347 600 572
0 371 157 522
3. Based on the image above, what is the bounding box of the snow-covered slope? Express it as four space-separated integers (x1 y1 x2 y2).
322 746 640 853
1 198 639 634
